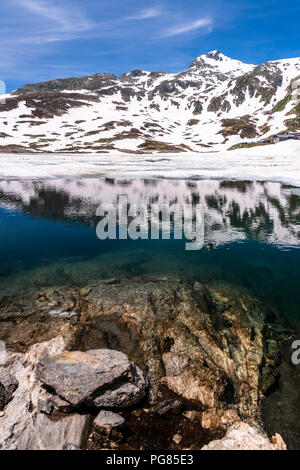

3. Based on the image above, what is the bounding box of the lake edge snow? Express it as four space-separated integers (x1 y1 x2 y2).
0 140 299 186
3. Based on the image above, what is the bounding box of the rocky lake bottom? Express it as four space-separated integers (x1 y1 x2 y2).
0 177 299 450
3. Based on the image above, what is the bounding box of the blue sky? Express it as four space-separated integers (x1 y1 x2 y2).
1 0 300 92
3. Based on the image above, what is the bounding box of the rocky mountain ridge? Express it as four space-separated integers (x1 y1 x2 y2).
0 50 299 154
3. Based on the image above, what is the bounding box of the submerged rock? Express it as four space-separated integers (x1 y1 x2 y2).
0 279 294 449
36 349 148 408
80 280 268 424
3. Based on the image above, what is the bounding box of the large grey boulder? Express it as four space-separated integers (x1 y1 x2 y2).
0 337 92 450
36 349 148 408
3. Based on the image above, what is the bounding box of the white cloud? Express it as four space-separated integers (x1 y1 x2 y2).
15 0 93 33
9 2 161 45
125 8 162 21
135 8 162 19
161 17 213 38
0 1 216 83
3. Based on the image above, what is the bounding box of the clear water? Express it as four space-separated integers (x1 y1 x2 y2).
0 178 299 321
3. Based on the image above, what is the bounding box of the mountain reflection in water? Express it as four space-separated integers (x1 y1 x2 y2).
0 178 299 319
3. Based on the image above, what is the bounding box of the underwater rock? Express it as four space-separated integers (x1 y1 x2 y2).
0 279 294 449
36 349 148 408
80 280 267 423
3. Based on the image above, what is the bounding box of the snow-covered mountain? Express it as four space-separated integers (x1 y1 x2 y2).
0 50 299 154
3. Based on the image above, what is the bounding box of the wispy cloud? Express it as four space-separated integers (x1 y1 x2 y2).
127 8 162 21
9 1 162 45
15 0 94 34
161 18 213 38
0 0 220 86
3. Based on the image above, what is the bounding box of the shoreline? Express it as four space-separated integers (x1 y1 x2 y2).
0 140 299 186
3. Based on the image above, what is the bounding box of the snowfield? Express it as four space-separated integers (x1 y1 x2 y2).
0 140 299 186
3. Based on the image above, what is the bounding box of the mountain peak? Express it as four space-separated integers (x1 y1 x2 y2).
189 50 254 74
204 50 224 60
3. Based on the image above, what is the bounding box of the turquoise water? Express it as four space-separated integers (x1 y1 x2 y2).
0 178 299 320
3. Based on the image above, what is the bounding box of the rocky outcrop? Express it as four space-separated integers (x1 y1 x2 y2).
12 74 118 95
229 63 283 107
0 337 85 450
219 116 257 139
78 280 268 425
0 337 147 450
0 279 295 449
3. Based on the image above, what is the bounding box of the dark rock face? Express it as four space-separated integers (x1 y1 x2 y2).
219 116 257 139
206 50 224 61
36 349 148 408
192 101 203 115
0 375 18 410
12 74 118 95
230 63 283 106
208 95 231 113
0 92 99 120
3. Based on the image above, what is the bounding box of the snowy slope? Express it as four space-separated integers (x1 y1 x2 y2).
0 50 299 154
